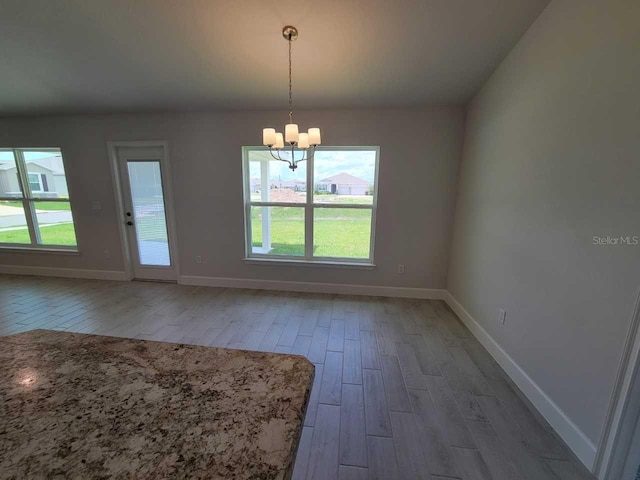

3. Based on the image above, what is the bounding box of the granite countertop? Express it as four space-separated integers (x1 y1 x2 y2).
0 330 314 480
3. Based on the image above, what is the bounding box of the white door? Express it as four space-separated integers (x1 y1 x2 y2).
114 145 177 281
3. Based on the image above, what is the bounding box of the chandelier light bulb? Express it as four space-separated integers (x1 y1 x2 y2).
274 133 284 149
262 128 276 146
308 128 321 146
285 124 299 144
298 133 310 149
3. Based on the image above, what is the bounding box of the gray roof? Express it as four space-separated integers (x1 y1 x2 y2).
318 172 369 185
0 156 64 174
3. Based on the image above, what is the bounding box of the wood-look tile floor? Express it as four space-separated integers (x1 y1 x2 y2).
0 275 596 480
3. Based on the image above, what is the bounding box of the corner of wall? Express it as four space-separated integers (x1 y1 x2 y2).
444 291 598 469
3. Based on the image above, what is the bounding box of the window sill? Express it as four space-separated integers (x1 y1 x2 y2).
0 246 79 255
243 258 375 270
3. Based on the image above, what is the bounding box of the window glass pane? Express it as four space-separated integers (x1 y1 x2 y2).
22 150 70 199
0 200 30 244
127 161 171 266
33 201 77 246
0 150 23 197
314 208 372 259
248 150 307 203
314 150 376 204
28 173 42 192
251 206 304 256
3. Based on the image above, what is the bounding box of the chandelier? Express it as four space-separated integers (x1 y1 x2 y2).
262 26 321 171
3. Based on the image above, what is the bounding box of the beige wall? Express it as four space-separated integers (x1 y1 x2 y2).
448 0 640 449
0 107 464 289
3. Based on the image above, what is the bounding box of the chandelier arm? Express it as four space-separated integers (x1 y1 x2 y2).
268 148 281 161
291 144 305 167
293 150 312 167
293 145 318 166
268 145 315 165
268 148 290 165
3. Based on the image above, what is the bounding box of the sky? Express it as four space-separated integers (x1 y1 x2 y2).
250 149 377 184
0 150 65 172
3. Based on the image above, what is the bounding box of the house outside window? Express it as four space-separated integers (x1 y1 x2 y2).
28 173 45 192
242 146 379 265
0 148 78 249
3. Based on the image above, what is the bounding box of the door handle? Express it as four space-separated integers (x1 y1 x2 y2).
127 221 134 226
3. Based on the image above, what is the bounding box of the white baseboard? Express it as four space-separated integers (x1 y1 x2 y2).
179 275 446 299
444 292 598 470
593 287 640 480
0 265 129 281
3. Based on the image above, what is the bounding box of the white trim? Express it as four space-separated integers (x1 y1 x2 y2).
3 147 78 248
242 146 379 264
594 287 640 480
0 245 78 254
179 275 445 299
107 142 133 280
156 142 181 280
0 264 128 281
106 141 180 282
243 258 375 269
444 291 598 470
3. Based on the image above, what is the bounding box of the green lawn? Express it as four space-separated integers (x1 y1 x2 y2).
33 201 73 211
313 194 373 205
0 223 77 246
1 201 72 211
251 206 372 258
0 215 167 247
135 216 169 242
0 200 76 245
0 201 371 256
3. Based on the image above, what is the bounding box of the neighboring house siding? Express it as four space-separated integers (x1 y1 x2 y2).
0 170 15 195
53 174 69 197
0 165 67 197
0 168 22 195
317 173 370 195
26 164 50 192
336 184 367 195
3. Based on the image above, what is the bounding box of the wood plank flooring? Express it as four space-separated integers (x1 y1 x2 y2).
0 275 596 480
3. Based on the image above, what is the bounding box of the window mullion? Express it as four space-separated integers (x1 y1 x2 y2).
304 152 314 260
25 199 41 245
242 149 253 257
14 149 40 245
304 205 312 260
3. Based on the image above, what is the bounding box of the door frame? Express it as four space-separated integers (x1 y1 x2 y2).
594 286 640 479
107 141 180 281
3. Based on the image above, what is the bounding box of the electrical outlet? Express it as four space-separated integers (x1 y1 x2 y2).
397 264 405 274
104 250 110 260
195 255 202 264
499 308 507 325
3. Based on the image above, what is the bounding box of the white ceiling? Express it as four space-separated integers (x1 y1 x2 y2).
0 0 550 114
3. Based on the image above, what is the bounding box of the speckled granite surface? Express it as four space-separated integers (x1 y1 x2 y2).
0 329 314 480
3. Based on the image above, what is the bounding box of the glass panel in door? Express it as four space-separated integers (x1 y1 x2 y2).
126 161 171 266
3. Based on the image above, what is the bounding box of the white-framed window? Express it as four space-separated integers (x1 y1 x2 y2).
28 173 44 192
0 148 78 250
242 146 379 265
